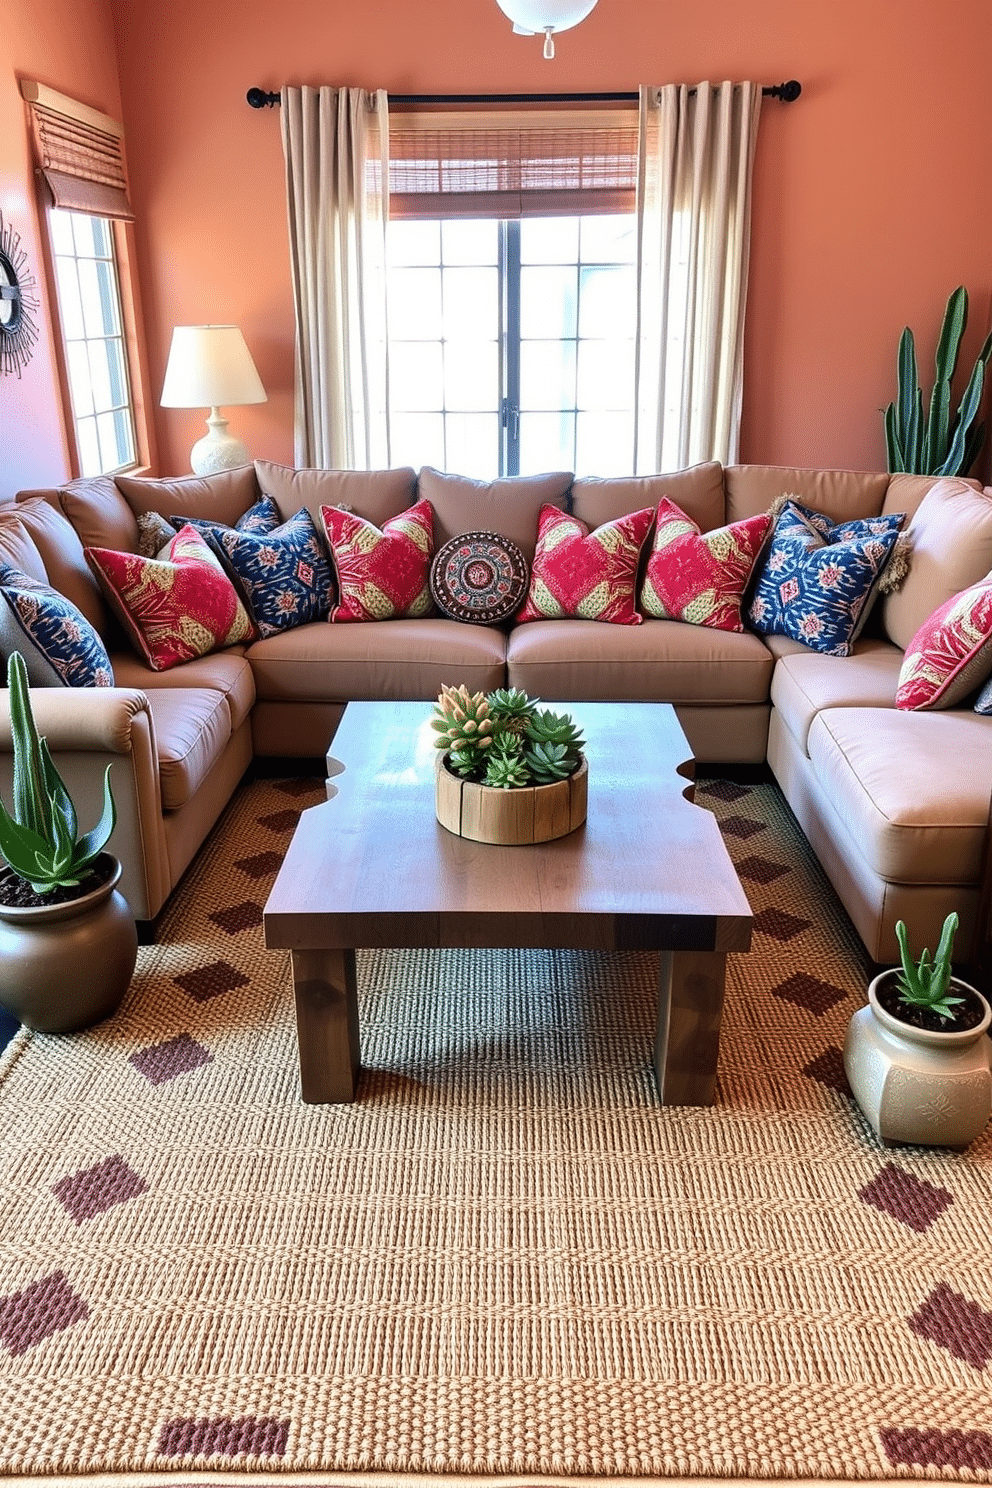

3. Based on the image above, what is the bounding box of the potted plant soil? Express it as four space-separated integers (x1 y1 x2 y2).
0 651 137 1033
844 911 992 1147
432 685 588 845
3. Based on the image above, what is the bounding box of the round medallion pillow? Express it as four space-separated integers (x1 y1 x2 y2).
430 531 529 624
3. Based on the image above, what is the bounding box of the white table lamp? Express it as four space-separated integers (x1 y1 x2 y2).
161 324 267 475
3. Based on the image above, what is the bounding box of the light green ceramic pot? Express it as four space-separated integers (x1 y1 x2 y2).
844 969 992 1148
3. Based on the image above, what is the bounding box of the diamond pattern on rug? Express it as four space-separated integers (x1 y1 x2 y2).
859 1164 954 1233
696 779 752 801
209 901 263 935
0 1272 88 1355
157 1416 290 1459
753 906 812 941
52 1154 148 1224
881 1427 992 1470
908 1282 992 1369
273 776 323 797
173 960 250 1003
233 850 284 880
130 1033 213 1086
773 972 848 1016
802 1045 851 1093
735 854 791 884
719 815 767 840
257 807 303 834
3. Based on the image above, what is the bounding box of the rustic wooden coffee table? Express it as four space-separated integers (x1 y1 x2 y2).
264 700 752 1104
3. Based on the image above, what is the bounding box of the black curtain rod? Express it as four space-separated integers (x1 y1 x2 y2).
247 80 802 108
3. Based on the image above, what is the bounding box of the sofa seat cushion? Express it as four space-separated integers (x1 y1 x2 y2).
144 687 236 812
110 649 256 733
806 707 992 885
246 618 507 703
506 618 773 703
770 639 903 754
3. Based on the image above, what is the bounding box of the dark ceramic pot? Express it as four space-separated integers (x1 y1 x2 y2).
0 854 138 1033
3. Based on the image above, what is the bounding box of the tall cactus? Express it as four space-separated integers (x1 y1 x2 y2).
884 286 992 477
0 651 116 894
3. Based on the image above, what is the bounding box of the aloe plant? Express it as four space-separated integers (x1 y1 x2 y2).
883 287 992 477
0 651 116 895
893 912 963 1022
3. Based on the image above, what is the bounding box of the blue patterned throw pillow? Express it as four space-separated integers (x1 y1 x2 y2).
974 674 992 715
206 507 333 637
171 494 282 543
748 501 904 655
0 566 114 687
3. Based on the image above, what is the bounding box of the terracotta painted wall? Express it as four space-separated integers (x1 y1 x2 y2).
7 0 992 489
0 0 128 500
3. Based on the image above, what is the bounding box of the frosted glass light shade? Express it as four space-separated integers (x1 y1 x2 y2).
161 325 266 410
161 325 267 475
494 0 598 36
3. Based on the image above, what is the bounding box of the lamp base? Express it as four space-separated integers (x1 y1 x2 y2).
189 409 250 475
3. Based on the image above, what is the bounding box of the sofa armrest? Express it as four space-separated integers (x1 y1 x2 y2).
0 687 170 922
0 686 151 754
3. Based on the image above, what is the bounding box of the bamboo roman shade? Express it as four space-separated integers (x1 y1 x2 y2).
385 106 639 219
20 80 134 221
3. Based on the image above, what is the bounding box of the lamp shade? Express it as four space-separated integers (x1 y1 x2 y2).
160 324 266 410
494 0 598 35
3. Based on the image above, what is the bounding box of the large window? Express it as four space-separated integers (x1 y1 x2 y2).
387 213 636 480
49 209 137 477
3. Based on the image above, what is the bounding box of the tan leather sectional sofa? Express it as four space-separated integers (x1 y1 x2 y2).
2 459 991 973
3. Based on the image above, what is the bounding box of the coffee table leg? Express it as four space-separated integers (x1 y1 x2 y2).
291 948 361 1103
653 950 727 1105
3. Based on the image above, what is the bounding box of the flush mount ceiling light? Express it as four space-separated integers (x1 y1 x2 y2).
494 0 599 58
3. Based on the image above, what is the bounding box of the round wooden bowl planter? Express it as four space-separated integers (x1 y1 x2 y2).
435 752 588 845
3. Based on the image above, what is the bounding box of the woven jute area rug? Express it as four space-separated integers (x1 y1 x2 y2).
1 773 991 1488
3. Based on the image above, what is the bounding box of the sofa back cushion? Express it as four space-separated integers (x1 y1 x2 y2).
0 506 50 585
255 460 417 530
882 479 992 650
7 496 111 634
59 474 139 552
881 471 980 524
570 462 725 532
724 466 890 524
417 467 572 564
116 466 261 529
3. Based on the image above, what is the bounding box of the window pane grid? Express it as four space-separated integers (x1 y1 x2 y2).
388 213 634 479
50 207 136 476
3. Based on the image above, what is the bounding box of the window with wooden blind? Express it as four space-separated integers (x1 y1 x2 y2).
21 80 145 477
383 106 639 478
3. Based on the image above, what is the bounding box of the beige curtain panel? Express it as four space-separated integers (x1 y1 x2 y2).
635 81 762 472
280 85 391 469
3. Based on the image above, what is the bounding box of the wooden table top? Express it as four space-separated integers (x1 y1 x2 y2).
264 701 753 954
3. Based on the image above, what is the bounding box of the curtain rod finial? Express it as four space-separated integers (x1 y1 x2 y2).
247 87 280 109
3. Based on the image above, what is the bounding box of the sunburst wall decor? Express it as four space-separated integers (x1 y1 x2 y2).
0 210 40 377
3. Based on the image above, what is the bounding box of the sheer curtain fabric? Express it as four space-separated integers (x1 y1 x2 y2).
635 81 762 473
280 86 391 468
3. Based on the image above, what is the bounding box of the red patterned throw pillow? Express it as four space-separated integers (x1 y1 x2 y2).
321 499 434 622
86 524 256 671
640 499 772 631
895 579 992 711
516 503 654 626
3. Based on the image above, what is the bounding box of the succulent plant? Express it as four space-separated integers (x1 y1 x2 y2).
484 742 531 790
894 912 964 1022
523 740 576 783
0 650 116 895
431 683 495 760
432 685 584 789
884 287 992 477
486 687 537 736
